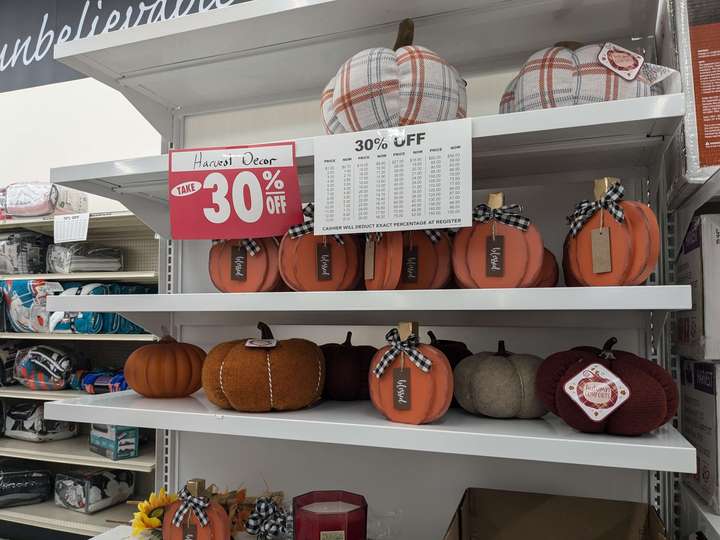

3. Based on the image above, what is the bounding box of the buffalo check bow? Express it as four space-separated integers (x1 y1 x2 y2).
365 230 443 243
566 183 625 237
373 328 432 378
473 204 530 231
172 486 210 528
241 239 261 256
288 203 344 244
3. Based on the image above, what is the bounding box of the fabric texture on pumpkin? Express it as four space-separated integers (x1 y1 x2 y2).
499 44 677 114
321 45 467 134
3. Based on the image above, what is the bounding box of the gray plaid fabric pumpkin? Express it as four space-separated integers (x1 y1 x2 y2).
321 44 466 134
499 44 677 114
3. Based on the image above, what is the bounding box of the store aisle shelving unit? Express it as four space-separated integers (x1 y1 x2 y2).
0 501 132 537
0 332 157 342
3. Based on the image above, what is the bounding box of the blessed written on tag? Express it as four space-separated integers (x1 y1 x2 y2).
317 244 332 281
591 228 612 273
393 368 411 410
486 235 504 277
402 246 419 283
183 523 197 540
230 245 247 281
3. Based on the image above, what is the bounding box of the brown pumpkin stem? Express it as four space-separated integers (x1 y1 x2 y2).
427 331 438 345
343 331 353 346
257 322 274 340
496 340 510 357
159 335 177 344
554 41 584 51
602 337 618 353
393 18 414 50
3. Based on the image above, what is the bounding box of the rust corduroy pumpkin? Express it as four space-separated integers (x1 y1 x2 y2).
202 323 325 412
124 336 206 398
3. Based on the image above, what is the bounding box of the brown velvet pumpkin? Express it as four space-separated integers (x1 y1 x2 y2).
368 327 453 425
564 178 660 286
124 336 205 398
202 322 324 412
321 332 377 401
208 237 281 293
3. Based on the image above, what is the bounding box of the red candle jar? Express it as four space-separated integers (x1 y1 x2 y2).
293 490 367 540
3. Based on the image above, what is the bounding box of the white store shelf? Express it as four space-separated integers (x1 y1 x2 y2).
52 0 661 138
0 271 157 284
91 525 133 540
45 391 695 473
682 485 720 540
0 211 153 238
50 95 685 238
0 437 155 473
45 286 691 332
0 500 130 537
0 332 157 342
0 387 88 401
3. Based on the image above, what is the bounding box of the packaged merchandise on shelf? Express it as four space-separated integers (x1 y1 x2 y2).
0 459 52 508
2 279 62 333
0 232 51 275
677 213 720 360
69 369 128 394
0 343 21 386
14 344 84 391
54 468 134 514
89 424 139 461
4 401 78 442
499 42 679 113
47 242 123 273
443 488 667 539
681 358 720 513
1 183 88 217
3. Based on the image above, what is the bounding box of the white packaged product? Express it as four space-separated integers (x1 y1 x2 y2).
47 243 123 273
3 183 88 217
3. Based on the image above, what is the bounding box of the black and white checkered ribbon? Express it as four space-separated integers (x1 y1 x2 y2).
365 230 442 244
245 497 288 539
473 204 530 231
171 487 210 528
241 239 261 256
373 328 432 378
567 183 625 236
288 203 344 244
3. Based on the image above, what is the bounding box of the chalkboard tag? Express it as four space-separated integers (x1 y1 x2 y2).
364 239 375 280
393 367 411 410
231 245 247 281
183 523 197 540
486 235 504 277
317 243 332 281
402 246 419 283
591 228 612 274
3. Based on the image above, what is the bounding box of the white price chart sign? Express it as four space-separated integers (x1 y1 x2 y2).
54 212 90 243
313 119 473 235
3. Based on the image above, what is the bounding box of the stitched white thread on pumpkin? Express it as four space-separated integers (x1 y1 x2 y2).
266 350 274 409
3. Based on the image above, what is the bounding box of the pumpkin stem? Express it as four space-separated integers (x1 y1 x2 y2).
159 335 177 344
393 18 414 50
601 337 618 352
496 340 510 357
427 331 437 345
257 322 274 340
343 331 352 346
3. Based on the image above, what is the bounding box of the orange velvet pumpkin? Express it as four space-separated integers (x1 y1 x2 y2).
565 179 660 286
452 194 544 288
368 328 453 425
124 336 205 398
208 237 281 293
278 233 360 291
163 481 230 540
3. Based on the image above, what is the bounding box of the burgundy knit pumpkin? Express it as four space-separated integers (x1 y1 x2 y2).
536 338 677 436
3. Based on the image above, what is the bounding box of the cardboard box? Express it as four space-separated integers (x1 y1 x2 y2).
677 213 720 361
681 358 720 513
443 488 666 540
89 424 139 461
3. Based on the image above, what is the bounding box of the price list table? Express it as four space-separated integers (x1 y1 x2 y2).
314 119 472 235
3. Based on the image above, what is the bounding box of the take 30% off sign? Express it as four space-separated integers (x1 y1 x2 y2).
168 143 303 239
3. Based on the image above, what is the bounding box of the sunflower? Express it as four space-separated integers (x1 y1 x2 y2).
131 488 178 536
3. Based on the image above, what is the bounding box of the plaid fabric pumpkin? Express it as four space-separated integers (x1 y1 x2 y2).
499 44 677 114
321 45 466 134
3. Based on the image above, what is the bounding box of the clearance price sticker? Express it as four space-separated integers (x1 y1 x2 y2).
168 143 302 239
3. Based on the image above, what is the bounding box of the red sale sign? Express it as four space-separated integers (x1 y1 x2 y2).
168 143 303 239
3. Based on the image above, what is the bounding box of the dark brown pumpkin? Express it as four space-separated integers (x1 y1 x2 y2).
321 332 377 400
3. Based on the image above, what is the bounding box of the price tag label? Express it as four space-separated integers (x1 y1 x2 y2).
313 119 472 235
54 213 89 243
168 143 303 239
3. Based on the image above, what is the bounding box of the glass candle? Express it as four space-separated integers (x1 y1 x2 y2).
293 490 367 540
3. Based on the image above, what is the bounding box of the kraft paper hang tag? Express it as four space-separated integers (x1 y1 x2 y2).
563 363 630 422
230 245 247 282
364 239 375 280
486 235 504 277
317 243 332 281
591 228 612 274
393 367 411 410
245 339 278 348
402 246 419 283
597 42 644 81
320 532 345 540
183 523 197 540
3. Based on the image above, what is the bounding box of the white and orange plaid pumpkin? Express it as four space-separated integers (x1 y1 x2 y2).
499 43 677 114
321 19 467 134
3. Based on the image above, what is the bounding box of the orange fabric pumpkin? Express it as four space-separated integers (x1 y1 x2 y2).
163 481 230 540
565 179 660 286
278 233 360 291
368 328 453 425
124 336 205 398
208 238 281 293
